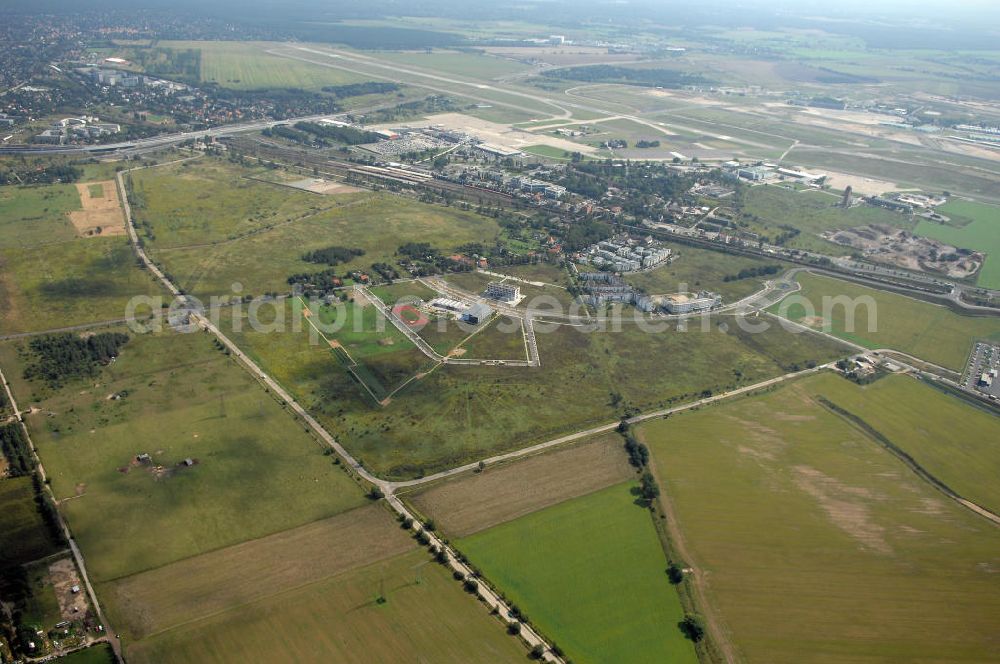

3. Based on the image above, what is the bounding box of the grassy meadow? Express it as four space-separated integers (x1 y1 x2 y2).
626 241 785 301
130 159 502 298
227 305 846 478
640 372 1000 663
159 40 367 90
0 183 164 335
775 271 1000 370
1 329 367 582
459 482 697 664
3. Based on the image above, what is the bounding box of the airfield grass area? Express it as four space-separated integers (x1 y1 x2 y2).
374 50 531 80
0 329 367 582
159 40 367 90
808 373 1000 516
915 199 1000 289
131 158 502 298
123 547 526 664
774 271 1000 370
0 477 63 569
459 482 697 664
640 372 1000 663
0 182 165 335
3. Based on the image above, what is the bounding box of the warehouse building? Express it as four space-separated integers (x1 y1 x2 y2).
462 303 495 325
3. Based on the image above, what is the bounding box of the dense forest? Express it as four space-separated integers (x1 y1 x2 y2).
23 332 130 387
302 245 365 265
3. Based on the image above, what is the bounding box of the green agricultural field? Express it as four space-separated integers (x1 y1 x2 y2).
227 304 845 477
459 482 697 664
0 182 165 335
626 242 785 301
0 329 367 582
916 200 1000 289
131 159 502 298
641 373 1000 663
774 271 1000 370
161 41 367 90
52 645 115 664
741 184 914 253
0 477 63 569
807 373 1000 516
123 548 526 664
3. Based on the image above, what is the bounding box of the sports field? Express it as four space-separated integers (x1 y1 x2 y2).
1 329 367 582
641 372 1000 663
123 547 526 664
775 271 1000 370
459 482 697 664
0 182 164 335
915 199 1000 289
806 373 1000 516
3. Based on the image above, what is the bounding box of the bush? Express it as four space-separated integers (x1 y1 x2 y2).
679 614 706 642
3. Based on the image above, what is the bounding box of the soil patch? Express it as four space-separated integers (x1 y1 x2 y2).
69 181 126 237
49 558 89 621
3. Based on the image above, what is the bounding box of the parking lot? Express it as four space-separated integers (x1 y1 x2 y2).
964 342 1000 400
